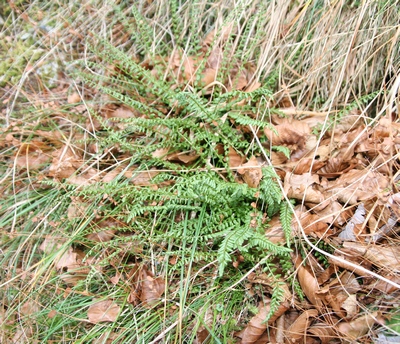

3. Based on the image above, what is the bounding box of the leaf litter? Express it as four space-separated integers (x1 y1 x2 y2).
1 5 400 343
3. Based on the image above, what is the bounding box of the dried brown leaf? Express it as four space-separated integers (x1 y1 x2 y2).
237 156 262 188
270 150 288 165
112 107 135 119
294 210 329 236
332 109 363 133
229 69 248 91
67 197 89 220
317 157 355 178
206 46 222 70
93 330 119 344
372 117 396 139
67 92 81 104
59 272 87 286
195 307 213 344
183 55 197 82
244 81 261 93
328 250 372 277
292 158 325 174
55 246 85 271
202 68 217 87
264 118 310 150
87 300 120 324
151 148 170 159
341 294 358 318
203 23 234 46
342 242 400 273
67 169 100 186
264 216 286 244
241 304 269 344
338 203 366 241
284 172 325 204
86 230 115 242
228 147 245 168
12 327 34 344
20 301 40 317
39 235 65 254
48 146 81 179
327 169 390 205
337 311 382 340
308 322 337 344
167 150 199 164
102 165 126 183
127 265 165 308
313 200 350 227
293 255 323 307
367 274 400 294
140 267 165 307
126 169 159 186
14 150 51 170
286 309 319 342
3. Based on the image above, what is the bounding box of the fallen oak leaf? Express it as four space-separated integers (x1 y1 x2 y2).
365 274 400 294
48 145 82 179
125 169 160 186
338 203 366 242
151 148 170 159
86 229 115 243
55 246 85 271
203 23 235 47
67 92 81 104
292 158 325 174
167 150 199 164
293 208 329 237
14 150 52 170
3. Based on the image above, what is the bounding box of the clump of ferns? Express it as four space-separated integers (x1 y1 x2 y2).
67 6 298 309
68 167 292 280
74 35 282 169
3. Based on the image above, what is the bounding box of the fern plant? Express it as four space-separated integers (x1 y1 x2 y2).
64 7 298 333
68 168 291 276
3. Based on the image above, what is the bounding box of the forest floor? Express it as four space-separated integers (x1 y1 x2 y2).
1 1 400 343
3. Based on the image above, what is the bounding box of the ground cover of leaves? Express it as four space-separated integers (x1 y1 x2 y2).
1 1 400 343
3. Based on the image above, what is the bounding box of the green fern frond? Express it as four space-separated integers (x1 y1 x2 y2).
77 72 163 117
280 201 293 247
88 39 176 103
217 224 253 276
259 169 282 217
228 112 275 131
265 282 286 322
272 146 291 159
248 233 291 255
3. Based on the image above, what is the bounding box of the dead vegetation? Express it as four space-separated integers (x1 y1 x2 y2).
1 1 400 343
